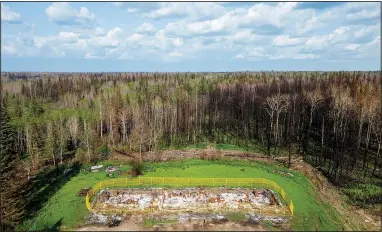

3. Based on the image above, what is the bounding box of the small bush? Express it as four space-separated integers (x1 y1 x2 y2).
143 218 156 228
343 183 382 207
98 143 110 159
74 148 87 163
129 159 144 177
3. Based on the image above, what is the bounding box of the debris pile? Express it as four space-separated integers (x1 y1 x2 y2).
105 166 118 172
86 213 109 225
90 165 103 172
77 187 92 197
94 187 284 214
85 213 124 227
247 214 288 224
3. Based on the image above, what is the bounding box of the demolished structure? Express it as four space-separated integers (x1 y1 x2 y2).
92 187 288 215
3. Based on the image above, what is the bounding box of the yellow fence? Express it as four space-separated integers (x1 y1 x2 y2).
85 177 294 215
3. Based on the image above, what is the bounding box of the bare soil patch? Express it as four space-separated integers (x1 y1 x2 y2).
78 213 273 231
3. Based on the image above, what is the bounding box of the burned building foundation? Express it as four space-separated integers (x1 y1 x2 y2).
92 187 289 216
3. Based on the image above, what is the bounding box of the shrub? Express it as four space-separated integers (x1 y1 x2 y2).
129 159 144 177
74 148 87 163
98 143 110 159
343 183 382 207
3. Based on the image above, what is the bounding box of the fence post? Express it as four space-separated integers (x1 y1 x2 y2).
290 200 294 215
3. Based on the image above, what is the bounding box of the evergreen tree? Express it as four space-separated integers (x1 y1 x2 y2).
0 103 25 230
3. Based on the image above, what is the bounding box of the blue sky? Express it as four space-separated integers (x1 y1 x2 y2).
1 2 381 72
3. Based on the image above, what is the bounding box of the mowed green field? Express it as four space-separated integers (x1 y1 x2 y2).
19 158 346 231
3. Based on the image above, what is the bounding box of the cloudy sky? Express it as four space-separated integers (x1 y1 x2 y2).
1 2 381 72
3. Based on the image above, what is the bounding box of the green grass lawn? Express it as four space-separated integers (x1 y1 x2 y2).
18 158 345 231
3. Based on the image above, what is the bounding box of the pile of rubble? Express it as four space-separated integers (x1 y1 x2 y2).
90 165 103 172
86 213 123 227
94 187 283 214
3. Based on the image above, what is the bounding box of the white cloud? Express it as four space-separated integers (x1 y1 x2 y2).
127 8 138 13
112 2 160 14
270 53 318 60
234 54 245 59
118 52 130 60
127 33 144 43
1 43 18 55
92 27 123 48
84 53 105 60
304 26 355 50
168 51 183 57
163 3 304 37
355 36 381 59
2 1 380 67
34 32 80 48
225 29 262 44
1 3 21 23
345 2 378 10
354 24 380 39
346 9 380 21
143 2 226 20
295 12 324 35
135 22 156 34
344 43 360 51
45 3 96 27
242 2 298 28
95 27 105 36
274 35 305 46
247 47 267 58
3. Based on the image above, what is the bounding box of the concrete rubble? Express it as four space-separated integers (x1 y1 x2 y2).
90 165 103 172
94 187 285 214
85 213 124 227
86 213 109 225
105 166 118 172
247 214 288 224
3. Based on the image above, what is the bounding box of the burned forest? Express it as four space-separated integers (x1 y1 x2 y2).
1 71 381 230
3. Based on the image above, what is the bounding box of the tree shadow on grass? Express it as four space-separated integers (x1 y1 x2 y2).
41 218 63 231
22 162 82 221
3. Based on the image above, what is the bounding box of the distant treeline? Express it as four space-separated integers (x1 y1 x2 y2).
1 71 381 185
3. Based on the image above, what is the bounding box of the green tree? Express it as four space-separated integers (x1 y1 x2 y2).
0 104 25 230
